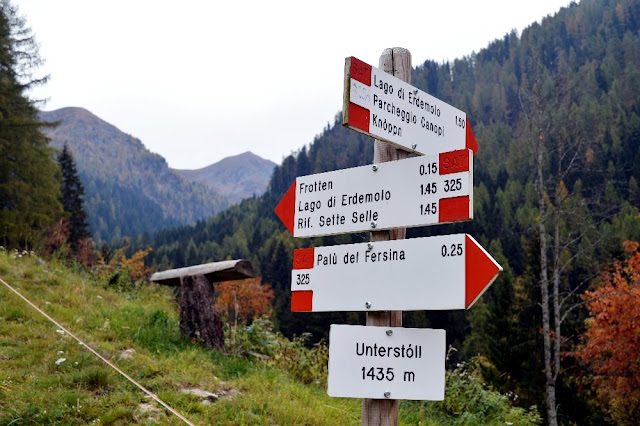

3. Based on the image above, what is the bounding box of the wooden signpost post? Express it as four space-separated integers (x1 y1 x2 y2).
363 48 411 425
275 47 502 426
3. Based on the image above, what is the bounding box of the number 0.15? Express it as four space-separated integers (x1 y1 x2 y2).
419 162 438 175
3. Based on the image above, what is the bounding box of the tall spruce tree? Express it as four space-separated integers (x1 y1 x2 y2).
0 0 62 248
57 143 89 250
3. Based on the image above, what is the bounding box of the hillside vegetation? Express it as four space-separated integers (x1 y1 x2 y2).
143 1 640 423
2 0 640 423
0 251 541 425
40 107 230 244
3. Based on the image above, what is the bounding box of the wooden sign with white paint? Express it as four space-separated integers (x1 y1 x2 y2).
343 56 478 155
290 234 502 312
275 149 473 238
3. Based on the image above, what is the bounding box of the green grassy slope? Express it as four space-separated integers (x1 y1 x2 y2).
0 252 359 425
0 250 540 425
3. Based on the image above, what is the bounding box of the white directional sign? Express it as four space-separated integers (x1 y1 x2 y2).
290 234 502 312
328 324 445 400
275 149 473 238
343 56 478 155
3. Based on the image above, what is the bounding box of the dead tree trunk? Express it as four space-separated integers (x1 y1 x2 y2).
535 134 558 426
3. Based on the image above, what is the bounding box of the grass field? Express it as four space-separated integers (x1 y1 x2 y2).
0 250 540 425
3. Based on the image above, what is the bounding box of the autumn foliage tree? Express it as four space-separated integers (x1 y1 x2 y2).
103 247 154 287
112 247 153 281
215 277 274 327
575 240 640 425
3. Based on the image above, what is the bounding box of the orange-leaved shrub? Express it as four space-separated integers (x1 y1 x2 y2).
575 240 640 425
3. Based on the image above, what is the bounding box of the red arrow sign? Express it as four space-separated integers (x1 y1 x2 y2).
343 56 478 155
275 149 473 237
290 234 501 312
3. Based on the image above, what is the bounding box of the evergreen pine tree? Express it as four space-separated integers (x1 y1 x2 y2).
0 0 63 248
57 143 89 250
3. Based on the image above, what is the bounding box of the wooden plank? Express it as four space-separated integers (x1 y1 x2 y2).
150 259 254 286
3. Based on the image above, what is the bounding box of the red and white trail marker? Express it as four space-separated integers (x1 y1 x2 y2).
343 56 478 155
275 149 473 238
290 234 502 312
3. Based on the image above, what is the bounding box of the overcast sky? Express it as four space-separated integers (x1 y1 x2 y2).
19 0 571 170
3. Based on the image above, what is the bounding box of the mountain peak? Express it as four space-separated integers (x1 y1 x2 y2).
41 107 107 126
38 107 229 242
174 153 276 204
40 107 135 149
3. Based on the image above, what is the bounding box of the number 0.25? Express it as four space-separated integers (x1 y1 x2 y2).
441 243 463 257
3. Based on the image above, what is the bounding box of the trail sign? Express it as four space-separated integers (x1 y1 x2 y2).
343 56 478 155
275 149 473 238
328 324 445 400
290 233 502 312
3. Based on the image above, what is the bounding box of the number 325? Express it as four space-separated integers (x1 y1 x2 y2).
296 273 310 285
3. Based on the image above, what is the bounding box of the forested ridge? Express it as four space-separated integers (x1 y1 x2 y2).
39 107 231 244
2 0 639 423
144 0 640 423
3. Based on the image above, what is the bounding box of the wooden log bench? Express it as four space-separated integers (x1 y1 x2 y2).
150 260 255 351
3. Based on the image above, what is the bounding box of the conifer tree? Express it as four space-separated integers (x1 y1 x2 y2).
0 0 62 248
57 143 89 250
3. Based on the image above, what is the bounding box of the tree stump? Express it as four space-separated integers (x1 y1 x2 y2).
179 274 225 350
150 259 255 352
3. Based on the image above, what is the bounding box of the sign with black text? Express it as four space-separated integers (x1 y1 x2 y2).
275 149 473 237
343 56 478 155
328 324 445 400
290 233 502 312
